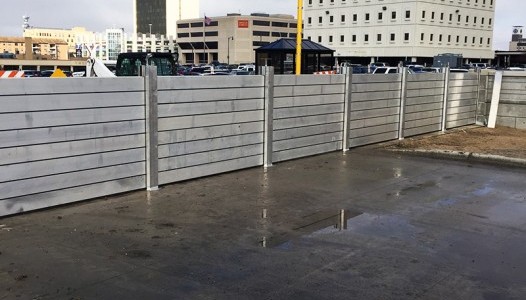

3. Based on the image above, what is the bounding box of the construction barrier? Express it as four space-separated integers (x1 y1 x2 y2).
0 71 25 78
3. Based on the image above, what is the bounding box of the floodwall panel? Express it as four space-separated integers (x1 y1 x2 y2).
404 73 444 137
272 75 345 161
447 73 478 129
349 74 401 147
157 76 265 185
0 78 146 216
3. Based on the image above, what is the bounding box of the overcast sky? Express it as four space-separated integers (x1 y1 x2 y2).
0 0 520 50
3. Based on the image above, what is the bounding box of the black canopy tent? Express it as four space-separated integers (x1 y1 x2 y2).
255 38 335 74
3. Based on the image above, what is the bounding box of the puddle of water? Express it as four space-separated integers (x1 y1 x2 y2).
260 209 363 248
434 198 458 207
473 185 494 197
262 211 423 249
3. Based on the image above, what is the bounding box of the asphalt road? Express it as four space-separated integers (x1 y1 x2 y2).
1 149 525 300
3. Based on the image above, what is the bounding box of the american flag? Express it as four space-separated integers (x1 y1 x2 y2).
204 16 212 26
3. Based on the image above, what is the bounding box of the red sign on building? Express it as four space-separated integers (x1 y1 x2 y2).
238 20 249 28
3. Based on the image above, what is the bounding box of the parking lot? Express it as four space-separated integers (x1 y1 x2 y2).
1 149 526 299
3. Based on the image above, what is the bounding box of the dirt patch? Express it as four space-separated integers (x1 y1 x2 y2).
388 126 526 160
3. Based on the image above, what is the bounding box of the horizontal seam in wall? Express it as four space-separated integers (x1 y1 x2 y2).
157 121 263 133
158 97 264 105
0 159 146 184
0 90 145 97
273 140 343 154
273 130 343 143
158 133 264 148
0 147 146 167
159 153 262 172
158 86 264 92
0 119 146 133
0 106 145 115
0 174 145 203
158 108 264 118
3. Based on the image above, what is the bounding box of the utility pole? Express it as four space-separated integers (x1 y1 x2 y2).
295 0 303 75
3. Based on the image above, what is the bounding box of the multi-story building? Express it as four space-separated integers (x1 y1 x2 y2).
23 26 96 58
0 36 69 60
304 0 496 65
134 0 200 37
509 26 525 51
76 29 177 63
177 13 298 65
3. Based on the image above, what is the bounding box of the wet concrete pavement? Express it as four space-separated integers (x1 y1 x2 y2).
1 149 526 300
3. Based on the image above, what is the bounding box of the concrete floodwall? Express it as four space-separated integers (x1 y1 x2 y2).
0 78 146 216
1 67 486 216
349 74 401 147
272 75 345 162
494 72 526 129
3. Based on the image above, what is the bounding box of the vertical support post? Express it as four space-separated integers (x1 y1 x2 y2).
144 65 159 191
262 66 275 168
487 71 503 129
441 67 450 132
342 66 353 152
475 68 482 125
398 67 408 140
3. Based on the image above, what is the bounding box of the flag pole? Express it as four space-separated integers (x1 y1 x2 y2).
295 0 303 75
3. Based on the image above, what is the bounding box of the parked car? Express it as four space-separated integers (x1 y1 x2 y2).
421 67 442 73
39 70 54 77
22 70 40 77
72 71 86 77
230 70 251 75
372 67 415 74
450 69 469 73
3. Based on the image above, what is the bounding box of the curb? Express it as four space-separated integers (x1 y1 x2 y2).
389 149 526 168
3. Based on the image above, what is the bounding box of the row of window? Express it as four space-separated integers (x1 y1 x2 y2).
307 0 494 6
178 20 297 29
177 31 296 39
308 10 492 27
310 33 491 46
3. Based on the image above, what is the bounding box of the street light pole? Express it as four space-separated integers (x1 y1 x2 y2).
227 36 234 65
148 23 152 36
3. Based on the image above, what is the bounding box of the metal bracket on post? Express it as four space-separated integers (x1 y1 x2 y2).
342 66 353 152
262 66 274 168
144 65 159 191
398 67 408 140
441 67 450 132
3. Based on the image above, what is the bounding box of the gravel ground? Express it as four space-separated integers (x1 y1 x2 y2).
387 126 526 160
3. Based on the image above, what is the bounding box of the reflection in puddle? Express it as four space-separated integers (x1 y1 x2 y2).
473 185 494 197
260 209 363 248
